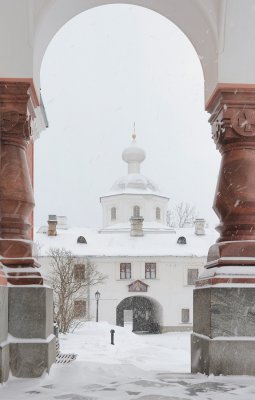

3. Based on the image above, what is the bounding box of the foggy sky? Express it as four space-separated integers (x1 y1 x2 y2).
35 4 221 230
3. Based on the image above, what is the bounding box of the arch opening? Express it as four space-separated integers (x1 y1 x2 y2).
116 295 163 333
35 1 218 101
37 3 220 230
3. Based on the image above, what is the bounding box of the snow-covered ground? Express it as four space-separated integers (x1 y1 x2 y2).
2 322 255 399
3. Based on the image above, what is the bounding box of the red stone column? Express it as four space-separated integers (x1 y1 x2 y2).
191 86 255 376
26 140 34 240
0 82 42 284
202 86 255 280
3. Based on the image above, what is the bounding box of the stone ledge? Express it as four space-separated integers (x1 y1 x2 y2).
193 286 255 338
9 335 56 378
8 286 53 339
191 333 255 375
161 325 193 333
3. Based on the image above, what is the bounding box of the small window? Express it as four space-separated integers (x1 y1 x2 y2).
77 236 87 244
177 236 186 244
156 207 161 220
120 263 131 279
74 300 86 318
187 269 199 285
145 263 156 279
181 308 190 323
74 264 85 281
133 206 140 217
111 207 116 220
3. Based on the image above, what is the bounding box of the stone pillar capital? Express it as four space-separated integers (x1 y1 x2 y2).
207 87 255 153
0 82 32 148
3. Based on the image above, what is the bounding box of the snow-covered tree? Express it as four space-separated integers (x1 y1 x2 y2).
49 248 106 333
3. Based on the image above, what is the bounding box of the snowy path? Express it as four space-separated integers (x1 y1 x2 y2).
1 322 255 399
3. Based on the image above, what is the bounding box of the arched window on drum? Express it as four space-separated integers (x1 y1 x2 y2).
156 207 161 220
111 207 117 221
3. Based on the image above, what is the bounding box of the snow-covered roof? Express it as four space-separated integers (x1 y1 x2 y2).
101 173 168 198
35 226 218 258
99 221 174 233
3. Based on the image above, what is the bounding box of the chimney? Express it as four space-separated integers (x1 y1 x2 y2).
48 214 57 236
130 216 144 237
194 218 206 235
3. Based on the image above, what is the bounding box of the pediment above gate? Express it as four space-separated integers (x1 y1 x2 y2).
128 280 148 292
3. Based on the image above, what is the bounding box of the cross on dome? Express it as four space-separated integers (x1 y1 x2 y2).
132 122 136 142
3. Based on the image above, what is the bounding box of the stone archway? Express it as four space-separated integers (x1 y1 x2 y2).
116 296 162 333
33 0 218 100
2 1 213 381
2 0 255 381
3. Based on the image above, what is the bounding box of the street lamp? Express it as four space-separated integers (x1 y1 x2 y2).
95 290 101 322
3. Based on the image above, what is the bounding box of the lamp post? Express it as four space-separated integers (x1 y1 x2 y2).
95 290 101 322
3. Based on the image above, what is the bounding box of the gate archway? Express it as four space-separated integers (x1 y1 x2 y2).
1 0 255 380
116 296 162 333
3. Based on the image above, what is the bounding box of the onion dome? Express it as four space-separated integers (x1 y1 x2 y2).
122 132 146 174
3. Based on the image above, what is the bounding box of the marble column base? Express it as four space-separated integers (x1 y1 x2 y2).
192 286 255 375
8 286 56 377
8 286 53 339
9 335 56 378
191 334 255 375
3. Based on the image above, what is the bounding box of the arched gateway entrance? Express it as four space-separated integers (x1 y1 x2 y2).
1 0 255 382
116 296 162 333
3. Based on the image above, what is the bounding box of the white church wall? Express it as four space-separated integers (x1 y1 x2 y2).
36 134 210 332
101 194 169 228
39 254 206 331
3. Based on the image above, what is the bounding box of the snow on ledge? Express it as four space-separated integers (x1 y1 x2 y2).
200 266 255 279
194 332 255 341
0 334 55 347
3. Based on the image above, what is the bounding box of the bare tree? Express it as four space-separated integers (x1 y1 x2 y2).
166 209 175 227
49 248 106 333
174 202 198 228
167 202 198 228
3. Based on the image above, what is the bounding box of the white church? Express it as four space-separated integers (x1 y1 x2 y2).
36 135 217 333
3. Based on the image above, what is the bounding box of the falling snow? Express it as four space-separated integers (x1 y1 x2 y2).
1 322 255 399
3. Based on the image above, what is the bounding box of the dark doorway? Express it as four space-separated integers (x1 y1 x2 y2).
116 296 161 333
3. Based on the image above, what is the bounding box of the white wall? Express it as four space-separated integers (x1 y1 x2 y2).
0 0 218 101
0 0 33 78
1 1 255 103
218 0 255 85
101 194 168 227
40 254 206 330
